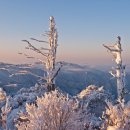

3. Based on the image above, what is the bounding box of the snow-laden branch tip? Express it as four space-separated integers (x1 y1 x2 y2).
103 44 121 52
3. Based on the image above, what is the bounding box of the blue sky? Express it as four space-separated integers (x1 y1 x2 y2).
0 0 130 66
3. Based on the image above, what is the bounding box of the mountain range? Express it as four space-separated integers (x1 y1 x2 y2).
0 62 130 100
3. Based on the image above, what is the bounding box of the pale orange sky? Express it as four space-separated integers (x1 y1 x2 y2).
0 1 130 66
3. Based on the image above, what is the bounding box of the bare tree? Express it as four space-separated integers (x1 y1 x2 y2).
21 16 62 91
103 36 126 104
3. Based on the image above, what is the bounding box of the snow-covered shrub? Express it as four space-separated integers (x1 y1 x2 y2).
103 101 130 130
0 88 6 102
16 90 89 130
78 85 109 117
78 85 111 129
78 85 106 100
0 84 47 130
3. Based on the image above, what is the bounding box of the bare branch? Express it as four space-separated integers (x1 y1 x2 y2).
25 47 29 49
18 52 23 55
51 63 63 82
42 34 49 37
22 40 48 57
40 47 50 51
26 56 34 59
24 53 28 56
30 38 49 44
37 58 46 65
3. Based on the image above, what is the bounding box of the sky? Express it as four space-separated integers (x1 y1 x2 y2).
0 0 130 66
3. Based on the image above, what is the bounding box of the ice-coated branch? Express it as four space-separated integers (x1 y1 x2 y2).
103 44 121 52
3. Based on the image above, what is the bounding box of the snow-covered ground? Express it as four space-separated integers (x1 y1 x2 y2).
0 62 130 130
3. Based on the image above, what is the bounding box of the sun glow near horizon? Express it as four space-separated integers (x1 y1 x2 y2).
0 1 130 66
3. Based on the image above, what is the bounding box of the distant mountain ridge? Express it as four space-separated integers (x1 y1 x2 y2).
0 62 130 100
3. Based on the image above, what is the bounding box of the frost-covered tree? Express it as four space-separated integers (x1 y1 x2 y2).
1 96 11 129
102 101 130 130
0 88 7 128
21 16 62 91
16 90 91 130
103 36 126 104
